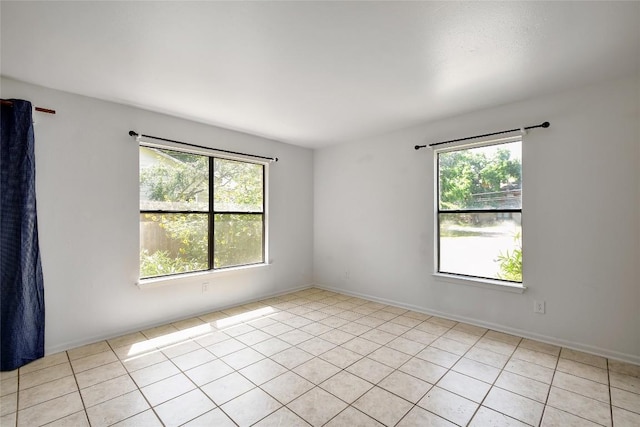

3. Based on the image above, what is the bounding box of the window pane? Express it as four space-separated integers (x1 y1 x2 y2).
214 159 263 212
140 147 209 211
214 214 263 268
439 141 521 210
439 212 522 282
140 213 209 278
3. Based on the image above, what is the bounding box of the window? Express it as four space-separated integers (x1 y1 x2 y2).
436 138 522 283
139 146 265 279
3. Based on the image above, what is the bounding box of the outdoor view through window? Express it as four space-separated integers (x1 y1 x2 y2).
139 146 264 279
437 139 522 283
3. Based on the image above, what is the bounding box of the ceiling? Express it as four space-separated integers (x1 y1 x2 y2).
2 1 639 148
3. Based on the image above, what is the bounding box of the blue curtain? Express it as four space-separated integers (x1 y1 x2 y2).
1 99 45 371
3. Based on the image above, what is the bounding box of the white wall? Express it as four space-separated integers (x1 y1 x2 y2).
1 78 315 354
314 74 640 363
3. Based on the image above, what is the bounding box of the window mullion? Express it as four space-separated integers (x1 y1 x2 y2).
209 157 214 270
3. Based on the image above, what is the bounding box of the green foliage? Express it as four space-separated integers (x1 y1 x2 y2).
496 232 522 282
139 148 264 277
439 146 521 210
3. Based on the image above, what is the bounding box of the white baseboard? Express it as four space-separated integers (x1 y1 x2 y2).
45 283 314 355
313 283 640 366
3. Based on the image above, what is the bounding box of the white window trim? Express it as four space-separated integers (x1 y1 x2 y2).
432 135 525 291
137 263 271 290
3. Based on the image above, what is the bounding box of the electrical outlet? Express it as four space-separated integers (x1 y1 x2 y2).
534 300 545 314
202 282 210 293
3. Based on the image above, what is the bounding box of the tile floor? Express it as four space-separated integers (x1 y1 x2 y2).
1 287 639 426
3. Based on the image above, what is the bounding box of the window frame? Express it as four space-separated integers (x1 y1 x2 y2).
433 136 523 287
139 144 268 280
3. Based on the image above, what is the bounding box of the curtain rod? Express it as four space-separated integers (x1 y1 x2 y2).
1 99 56 114
415 121 550 150
128 131 278 162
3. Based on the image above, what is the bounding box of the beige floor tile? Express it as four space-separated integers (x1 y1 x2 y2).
342 337 382 356
185 359 234 387
294 357 341 384
443 329 480 346
129 359 179 388
452 357 500 383
355 317 385 329
367 346 411 369
560 348 607 369
377 320 410 336
44 410 90 427
107 332 147 350
222 387 282 426
67 342 111 361
140 373 195 406
207 338 246 358
0 412 16 426
154 389 215 427
611 387 640 414
120 350 167 372
325 406 383 426
239 358 288 385
397 406 456 427
610 371 640 394
519 339 561 356
475 337 518 356
609 359 640 378
0 392 16 416
277 329 314 346
262 371 314 404
413 321 450 337
220 347 265 370
612 406 640 427
320 371 373 403
427 317 457 328
386 336 426 356
201 372 255 405
485 330 522 346
399 357 448 384
402 311 432 321
75 361 127 389
437 370 491 403
415 346 460 369
171 317 206 331
1 376 18 397
465 346 510 369
418 386 478 426
504 358 555 384
402 329 438 346
19 363 73 390
378 370 432 403
353 386 412 426
319 346 363 369
511 347 558 369
338 321 372 336
431 336 472 356
1 369 18 380
19 352 68 375
141 324 179 340
160 340 201 359
265 344 310 366
319 329 356 345
469 406 529 427
288 387 347 427
254 407 311 426
321 315 351 328
346 357 394 384
193 330 231 347
540 406 601 427
17 391 83 427
360 328 396 345
236 329 271 346
182 408 236 427
547 386 611 426
252 337 291 356
171 348 216 371
71 350 118 373
85 390 149 427
553 371 610 403
297 336 337 356
80 374 137 408
453 322 488 337
495 370 550 403
483 386 544 426
556 358 609 384
18 375 77 410
391 315 424 328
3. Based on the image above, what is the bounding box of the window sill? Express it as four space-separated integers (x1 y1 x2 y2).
433 273 526 293
137 263 270 290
